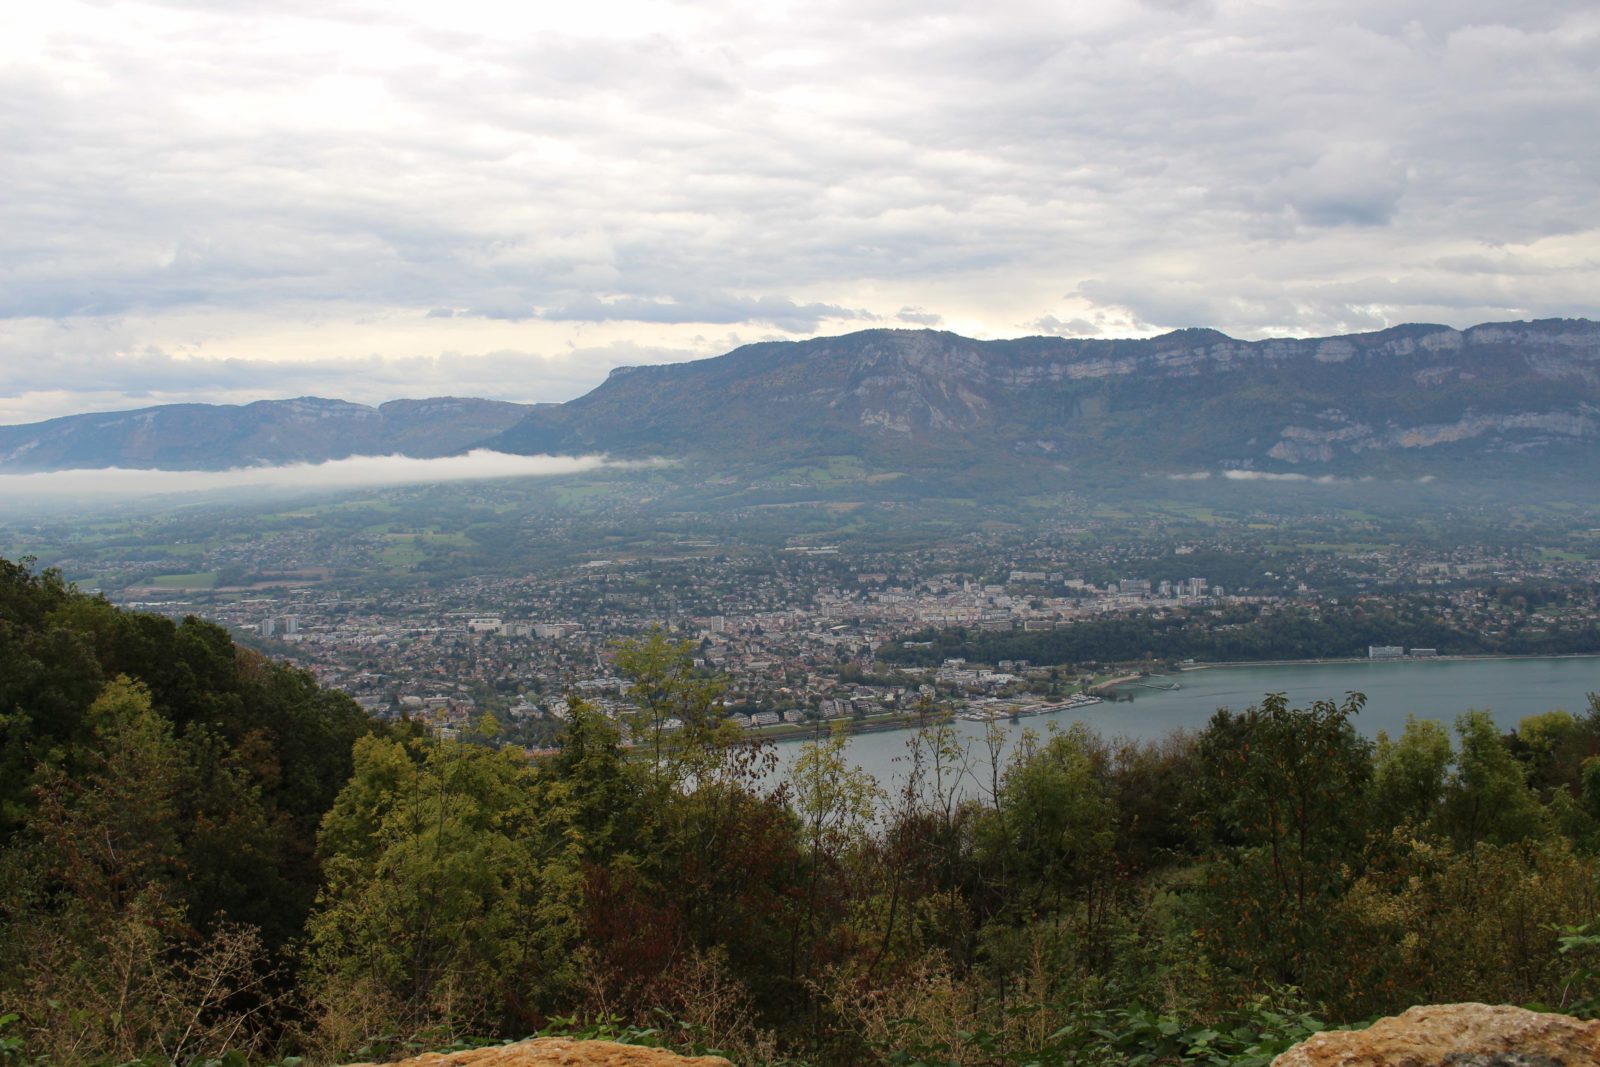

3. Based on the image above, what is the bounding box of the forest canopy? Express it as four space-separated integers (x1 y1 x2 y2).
3 556 1600 1066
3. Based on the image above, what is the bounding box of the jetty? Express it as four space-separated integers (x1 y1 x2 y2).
956 694 1104 723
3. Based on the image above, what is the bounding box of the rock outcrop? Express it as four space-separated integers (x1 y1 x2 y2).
346 1039 731 1067
1272 1003 1600 1066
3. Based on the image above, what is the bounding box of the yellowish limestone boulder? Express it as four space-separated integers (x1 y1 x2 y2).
1271 1002 1600 1066
346 1037 732 1067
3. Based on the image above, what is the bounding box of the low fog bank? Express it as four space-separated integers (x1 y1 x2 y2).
0 450 614 501
1168 469 1438 485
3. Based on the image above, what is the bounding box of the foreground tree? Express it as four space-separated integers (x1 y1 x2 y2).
304 735 583 1054
614 627 740 787
1190 692 1373 992
1441 710 1548 848
2 678 275 1064
1372 714 1452 831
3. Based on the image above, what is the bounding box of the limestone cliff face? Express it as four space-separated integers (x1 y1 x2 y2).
1271 1003 1600 1066
486 318 1600 480
1266 409 1600 463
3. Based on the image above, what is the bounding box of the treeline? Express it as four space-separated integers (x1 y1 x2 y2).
0 557 376 1061
880 596 1600 668
5 557 1600 1066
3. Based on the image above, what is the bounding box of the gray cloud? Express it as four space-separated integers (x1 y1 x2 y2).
1025 314 1101 337
538 294 872 331
0 338 712 424
1 0 1596 414
1279 144 1410 228
895 306 943 326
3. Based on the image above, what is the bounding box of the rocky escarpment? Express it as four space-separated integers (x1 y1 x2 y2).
486 319 1600 480
1266 408 1600 463
1272 1003 1600 1066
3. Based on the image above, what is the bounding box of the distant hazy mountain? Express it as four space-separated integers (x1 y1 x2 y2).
3 319 1597 482
0 397 532 472
485 318 1600 480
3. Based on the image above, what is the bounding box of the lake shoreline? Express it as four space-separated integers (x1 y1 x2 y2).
759 654 1600 749
771 655 1600 792
1172 651 1600 672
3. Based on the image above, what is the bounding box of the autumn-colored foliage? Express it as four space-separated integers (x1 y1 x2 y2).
4 558 1600 1066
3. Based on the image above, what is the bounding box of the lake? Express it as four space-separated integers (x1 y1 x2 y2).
772 656 1600 801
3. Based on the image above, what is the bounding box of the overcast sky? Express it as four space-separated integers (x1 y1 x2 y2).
3 0 1596 424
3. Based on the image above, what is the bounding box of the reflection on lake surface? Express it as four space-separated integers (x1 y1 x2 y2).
771 656 1600 802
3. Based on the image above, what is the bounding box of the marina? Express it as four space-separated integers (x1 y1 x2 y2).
956 693 1104 722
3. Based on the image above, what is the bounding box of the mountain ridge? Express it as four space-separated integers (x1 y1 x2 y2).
0 396 533 472
483 317 1600 479
2 318 1597 480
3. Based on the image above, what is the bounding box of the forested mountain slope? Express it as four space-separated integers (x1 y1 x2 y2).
0 396 532 472
488 318 1600 479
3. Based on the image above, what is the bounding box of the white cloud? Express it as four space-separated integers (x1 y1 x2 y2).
0 449 614 499
1221 470 1343 484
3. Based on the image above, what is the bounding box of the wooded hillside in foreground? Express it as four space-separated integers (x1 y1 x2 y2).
4 555 1600 1067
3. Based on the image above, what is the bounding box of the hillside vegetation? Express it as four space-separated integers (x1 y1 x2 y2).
4 556 1600 1066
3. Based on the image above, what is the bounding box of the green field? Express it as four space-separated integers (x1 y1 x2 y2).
147 571 220 589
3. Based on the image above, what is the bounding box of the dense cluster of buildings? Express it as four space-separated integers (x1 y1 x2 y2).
99 523 1600 742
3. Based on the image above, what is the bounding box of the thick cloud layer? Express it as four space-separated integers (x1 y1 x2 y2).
3 0 1596 422
0 450 612 500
